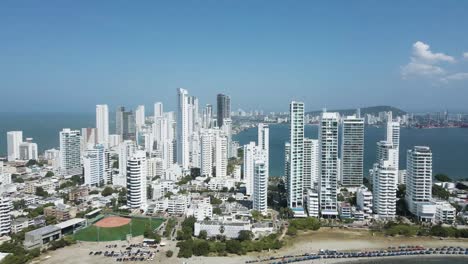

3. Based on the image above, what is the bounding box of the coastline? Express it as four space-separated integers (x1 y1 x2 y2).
39 228 468 264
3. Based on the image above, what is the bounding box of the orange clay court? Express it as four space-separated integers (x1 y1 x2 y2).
94 216 131 228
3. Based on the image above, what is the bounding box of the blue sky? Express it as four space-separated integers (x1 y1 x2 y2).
1 0 468 113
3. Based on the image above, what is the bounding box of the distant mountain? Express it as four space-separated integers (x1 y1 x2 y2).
306 105 406 117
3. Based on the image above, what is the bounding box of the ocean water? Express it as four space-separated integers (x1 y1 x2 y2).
234 124 468 180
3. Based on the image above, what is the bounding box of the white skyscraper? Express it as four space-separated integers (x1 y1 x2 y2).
0 197 12 236
59 129 82 177
258 123 269 170
96 104 109 146
19 138 38 161
341 115 365 186
119 140 136 177
386 112 400 169
303 138 319 191
287 101 305 214
177 88 190 170
7 131 23 161
253 159 268 214
200 131 213 177
243 142 256 195
83 144 110 186
126 151 147 209
406 146 433 217
154 102 163 119
215 133 227 178
372 147 398 219
318 112 339 217
135 105 145 128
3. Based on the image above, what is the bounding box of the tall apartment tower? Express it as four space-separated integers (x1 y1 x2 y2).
243 141 257 195
287 101 305 213
215 133 228 178
126 151 147 209
318 112 339 217
96 104 109 146
406 146 433 216
341 115 365 186
372 147 398 219
253 159 268 214
119 140 136 177
200 131 213 177
177 88 190 170
0 197 12 236
202 104 213 129
83 144 109 186
303 138 319 191
386 112 400 169
154 102 163 119
116 106 136 141
7 131 23 161
217 93 231 128
258 123 269 171
19 138 38 161
135 105 145 128
59 129 82 177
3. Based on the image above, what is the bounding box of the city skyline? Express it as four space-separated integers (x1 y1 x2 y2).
1 1 468 113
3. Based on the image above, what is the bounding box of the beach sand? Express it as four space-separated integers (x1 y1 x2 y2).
38 228 468 264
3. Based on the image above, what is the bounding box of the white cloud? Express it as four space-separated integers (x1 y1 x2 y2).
412 41 455 63
464 52 468 59
401 41 455 78
442 72 468 81
401 62 445 78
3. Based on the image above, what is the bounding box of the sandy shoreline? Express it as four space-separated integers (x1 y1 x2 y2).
38 228 468 264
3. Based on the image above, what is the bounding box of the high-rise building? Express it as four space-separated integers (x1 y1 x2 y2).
126 151 147 209
83 144 110 186
135 105 145 129
386 112 400 169
318 112 339 217
7 131 23 161
118 140 136 177
202 104 213 129
59 129 82 177
81 127 97 152
341 115 365 186
258 123 269 171
116 106 136 141
406 146 433 218
372 147 398 219
303 138 319 191
217 93 231 128
177 88 190 170
19 138 38 161
215 134 227 178
253 159 268 214
243 141 257 195
200 131 213 177
287 101 305 214
0 197 12 236
96 104 109 146
154 102 163 119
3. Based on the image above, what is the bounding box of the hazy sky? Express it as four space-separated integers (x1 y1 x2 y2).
1 1 468 113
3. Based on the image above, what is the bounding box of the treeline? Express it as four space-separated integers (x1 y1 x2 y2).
176 216 283 258
383 223 468 238
177 233 283 258
287 217 321 236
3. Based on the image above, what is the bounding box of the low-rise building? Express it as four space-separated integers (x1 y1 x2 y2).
339 202 352 219
11 217 34 234
44 204 75 222
305 188 319 217
435 201 456 224
194 220 251 239
69 186 89 202
23 225 61 249
356 186 373 218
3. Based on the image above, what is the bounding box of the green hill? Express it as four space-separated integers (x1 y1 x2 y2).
306 105 406 117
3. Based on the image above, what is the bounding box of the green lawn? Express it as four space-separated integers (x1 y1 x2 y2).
74 217 163 242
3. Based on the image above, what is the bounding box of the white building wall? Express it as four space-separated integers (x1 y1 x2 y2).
96 104 109 146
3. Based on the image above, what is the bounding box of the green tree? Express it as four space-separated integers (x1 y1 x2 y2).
101 186 114 196
199 230 208 240
434 174 452 182
45 171 54 177
226 240 243 254
13 199 27 210
166 250 173 258
432 184 450 200
35 187 48 197
238 230 254 241
213 207 222 215
193 240 210 256
227 197 236 203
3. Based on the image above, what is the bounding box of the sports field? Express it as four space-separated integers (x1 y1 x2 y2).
74 216 163 241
